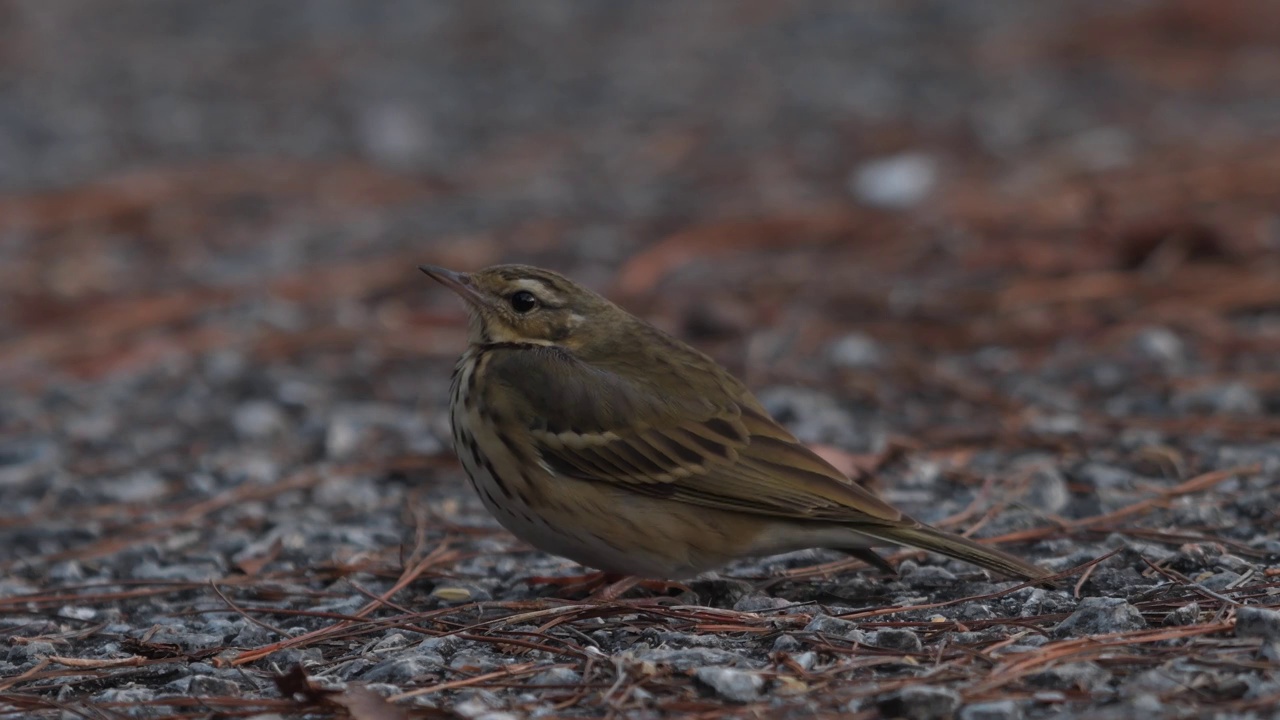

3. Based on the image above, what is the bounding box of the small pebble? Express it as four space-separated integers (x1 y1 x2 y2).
1163 602 1200 627
634 647 751 672
771 634 803 654
870 628 922 653
804 615 866 643
188 675 242 696
529 667 580 686
758 387 866 449
850 152 938 209
1027 661 1112 692
232 400 287 439
827 333 885 369
1122 668 1187 696
880 685 960 720
791 651 817 671
363 655 440 685
1133 327 1187 368
1172 382 1263 416
1200 571 1242 591
1236 607 1280 641
733 594 790 613
1024 465 1070 514
903 565 958 588
960 699 1024 720
1055 597 1147 637
693 667 763 703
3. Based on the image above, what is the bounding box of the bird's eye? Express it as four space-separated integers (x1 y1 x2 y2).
509 290 539 313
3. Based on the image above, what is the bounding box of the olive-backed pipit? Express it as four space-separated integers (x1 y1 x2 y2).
422 264 1052 590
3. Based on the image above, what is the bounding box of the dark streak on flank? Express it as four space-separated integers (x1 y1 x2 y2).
480 455 513 500
477 482 499 509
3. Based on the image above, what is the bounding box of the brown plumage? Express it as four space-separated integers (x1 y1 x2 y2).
423 263 1053 586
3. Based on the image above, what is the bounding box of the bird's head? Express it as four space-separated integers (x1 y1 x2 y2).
420 264 619 351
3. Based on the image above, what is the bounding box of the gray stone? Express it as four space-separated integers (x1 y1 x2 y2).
362 656 443 684
453 697 498 719
1215 554 1253 574
1122 667 1188 697
232 401 287 439
232 623 275 646
804 614 866 642
272 647 323 668
694 667 763 703
1200 571 1242 591
827 333 885 369
1172 382 1262 416
357 102 433 168
733 594 790 613
166 675 242 696
1055 597 1147 636
8 640 55 664
130 560 218 582
634 647 753 672
1261 641 1280 663
850 152 938 209
0 437 58 486
757 387 864 449
100 471 168 503
869 628 922 653
529 667 580 686
1163 602 1200 627
881 685 960 720
47 560 86 582
903 565 959 588
1077 463 1134 491
1133 327 1187 368
771 634 802 654
94 687 157 703
332 658 374 681
416 635 463 658
449 652 500 673
960 699 1023 720
1128 694 1166 715
324 403 439 459
371 632 412 652
152 631 224 652
1236 606 1280 641
686 578 755 607
791 651 817 671
1027 661 1111 691
1024 465 1070 514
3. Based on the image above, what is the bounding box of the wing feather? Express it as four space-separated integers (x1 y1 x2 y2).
482 345 905 525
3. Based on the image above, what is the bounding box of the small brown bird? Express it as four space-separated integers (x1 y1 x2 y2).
422 264 1051 594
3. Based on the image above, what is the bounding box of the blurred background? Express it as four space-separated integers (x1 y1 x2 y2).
2 3 1280 713
3 1 1280 531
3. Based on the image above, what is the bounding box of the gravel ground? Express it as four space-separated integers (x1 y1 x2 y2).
2 2 1279 718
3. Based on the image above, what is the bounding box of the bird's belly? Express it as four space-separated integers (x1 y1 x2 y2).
461 454 658 575
452 420 745 579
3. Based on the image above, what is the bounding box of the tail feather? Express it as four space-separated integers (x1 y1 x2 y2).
864 524 1055 587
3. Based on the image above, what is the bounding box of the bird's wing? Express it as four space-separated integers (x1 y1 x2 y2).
479 345 906 525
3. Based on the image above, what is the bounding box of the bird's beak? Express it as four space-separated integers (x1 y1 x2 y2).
419 265 488 307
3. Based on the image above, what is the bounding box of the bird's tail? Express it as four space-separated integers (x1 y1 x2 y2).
864 523 1056 587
